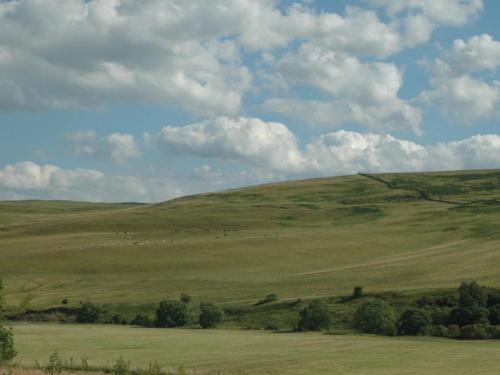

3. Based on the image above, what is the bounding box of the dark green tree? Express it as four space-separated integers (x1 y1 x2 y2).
0 277 16 365
352 286 364 299
398 308 432 336
297 300 331 331
76 302 102 323
450 281 489 326
180 293 192 304
199 302 224 328
155 300 190 328
353 299 398 335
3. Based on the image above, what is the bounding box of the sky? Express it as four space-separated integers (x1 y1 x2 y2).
1 0 500 202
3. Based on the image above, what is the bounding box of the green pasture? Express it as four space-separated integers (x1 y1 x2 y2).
11 323 500 375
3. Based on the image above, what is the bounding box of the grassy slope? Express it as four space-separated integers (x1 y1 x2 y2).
12 323 500 375
1 171 500 314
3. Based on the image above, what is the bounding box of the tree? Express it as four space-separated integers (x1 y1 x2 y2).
0 326 16 365
353 299 398 335
199 302 224 328
180 293 192 304
398 308 432 336
297 300 331 331
450 281 489 326
155 300 190 328
76 302 102 323
352 286 364 299
0 277 16 365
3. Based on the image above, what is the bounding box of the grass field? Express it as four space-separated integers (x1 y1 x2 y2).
1 170 500 315
10 323 500 375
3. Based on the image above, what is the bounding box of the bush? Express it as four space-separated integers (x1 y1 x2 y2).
447 324 461 339
155 300 190 327
111 314 125 325
131 314 153 327
398 308 432 336
458 281 487 307
44 352 63 375
352 286 363 299
61 298 69 305
76 302 102 323
459 324 491 340
353 299 397 336
431 325 449 338
199 302 224 328
0 326 16 365
297 300 331 331
112 357 129 375
180 293 192 304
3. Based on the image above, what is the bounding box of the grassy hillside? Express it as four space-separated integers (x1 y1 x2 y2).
12 323 500 375
1 170 500 314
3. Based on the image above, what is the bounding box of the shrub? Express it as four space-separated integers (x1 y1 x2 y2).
353 299 397 335
0 326 16 365
459 324 490 340
111 314 125 325
155 300 190 327
297 300 331 331
352 286 363 299
131 314 153 327
180 293 192 304
61 299 69 305
487 289 500 307
431 325 449 338
44 352 63 375
112 357 129 375
76 302 102 323
199 302 224 328
398 308 432 336
447 324 461 339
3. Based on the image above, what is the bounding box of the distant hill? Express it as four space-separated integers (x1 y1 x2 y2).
1 170 500 313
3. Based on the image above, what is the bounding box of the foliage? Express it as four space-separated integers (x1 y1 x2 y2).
199 302 224 329
131 314 153 327
488 304 500 325
448 281 489 326
398 308 432 336
0 326 16 365
111 314 126 325
353 299 397 335
76 302 102 323
44 352 64 375
112 357 129 375
459 324 491 340
352 286 363 299
297 300 331 331
155 300 190 328
180 293 192 304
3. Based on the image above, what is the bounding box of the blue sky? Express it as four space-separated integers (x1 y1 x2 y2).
0 0 500 202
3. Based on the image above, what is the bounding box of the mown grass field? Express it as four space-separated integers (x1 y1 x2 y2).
11 323 500 375
1 170 500 315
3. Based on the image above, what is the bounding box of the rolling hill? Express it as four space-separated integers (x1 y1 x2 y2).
1 170 500 315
